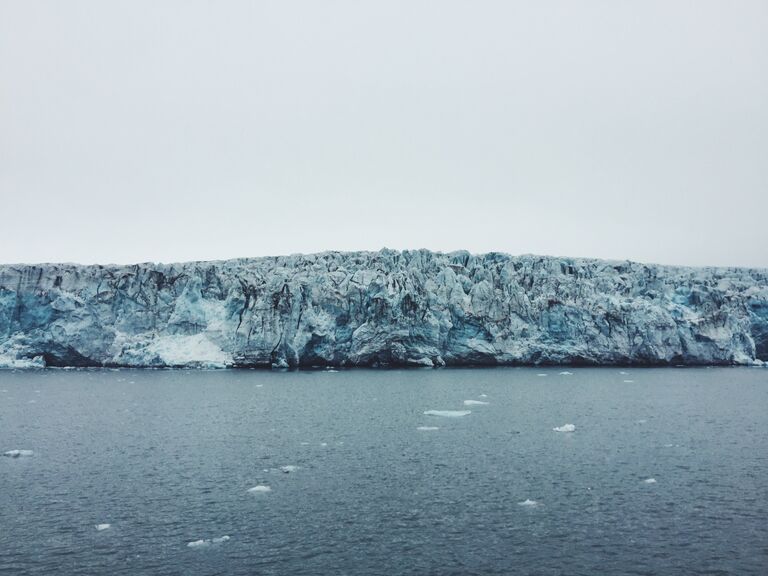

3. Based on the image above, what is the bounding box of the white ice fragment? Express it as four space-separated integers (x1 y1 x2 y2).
187 539 209 548
423 410 471 417
518 499 539 507
643 478 657 484
247 485 272 493
95 523 111 531
463 400 489 406
553 424 576 433
3 449 34 457
559 371 573 375
417 426 440 431
636 419 647 424
320 442 328 447
623 380 635 383
212 535 230 543
280 465 299 473
537 373 547 377
479 394 488 398
619 371 629 375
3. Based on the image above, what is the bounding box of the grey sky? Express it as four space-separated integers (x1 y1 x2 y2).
1 1 766 267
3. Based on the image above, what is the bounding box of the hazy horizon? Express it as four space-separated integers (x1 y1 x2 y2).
1 1 766 267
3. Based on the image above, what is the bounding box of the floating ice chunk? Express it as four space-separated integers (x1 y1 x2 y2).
559 371 573 375
518 499 539 507
623 380 635 383
247 485 272 493
417 426 440 431
3 449 34 457
255 384 263 388
95 523 111 531
643 478 657 484
280 465 299 473
479 394 488 398
463 400 489 406
619 371 629 375
187 534 230 548
424 410 471 417
553 424 576 433
537 373 547 377
636 419 647 424
320 442 328 447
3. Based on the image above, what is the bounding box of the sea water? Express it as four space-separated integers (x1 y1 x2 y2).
1 367 767 575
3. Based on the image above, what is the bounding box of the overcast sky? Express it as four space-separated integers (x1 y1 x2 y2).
1 1 766 267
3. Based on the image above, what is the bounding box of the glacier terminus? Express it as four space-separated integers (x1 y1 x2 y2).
1 250 767 369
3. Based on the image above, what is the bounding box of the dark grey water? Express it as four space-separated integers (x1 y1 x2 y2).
1 368 767 576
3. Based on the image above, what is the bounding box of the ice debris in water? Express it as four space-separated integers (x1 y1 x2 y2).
187 535 230 548
247 485 272 493
553 424 576 433
95 524 111 531
559 371 573 375
417 426 440 431
280 465 299 473
424 410 471 417
479 394 488 398
518 499 539 507
619 371 629 375
623 380 635 383
537 374 547 377
643 478 657 484
3 449 34 457
463 400 489 406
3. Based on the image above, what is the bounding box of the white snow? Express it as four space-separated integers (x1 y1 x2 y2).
463 400 489 406
142 334 230 368
423 410 471 417
417 426 440 431
247 485 272 493
553 424 576 433
518 499 539 507
95 524 111 531
3 449 34 457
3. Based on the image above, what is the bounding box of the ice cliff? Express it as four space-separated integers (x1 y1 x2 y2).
1 250 767 368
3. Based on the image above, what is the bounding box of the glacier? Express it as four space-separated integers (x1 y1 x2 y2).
0 249 767 369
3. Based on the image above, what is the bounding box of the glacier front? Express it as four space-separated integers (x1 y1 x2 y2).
1 250 767 368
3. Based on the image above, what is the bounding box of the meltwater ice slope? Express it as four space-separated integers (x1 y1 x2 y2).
1 250 767 368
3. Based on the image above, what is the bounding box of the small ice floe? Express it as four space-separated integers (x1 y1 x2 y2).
463 400 489 406
636 419 647 424
247 485 272 493
423 410 471 417
279 465 299 473
187 535 230 548
619 371 629 375
537 373 547 377
255 384 264 388
417 426 440 431
95 523 111 531
559 371 573 376
479 394 488 398
623 380 635 383
518 499 539 507
320 442 328 447
3 449 34 458
643 478 657 484
553 424 576 433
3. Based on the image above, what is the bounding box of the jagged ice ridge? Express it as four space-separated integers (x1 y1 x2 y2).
1 249 767 369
